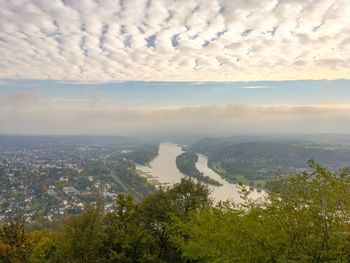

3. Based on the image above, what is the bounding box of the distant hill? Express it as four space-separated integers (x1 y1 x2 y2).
190 137 350 183
0 135 141 150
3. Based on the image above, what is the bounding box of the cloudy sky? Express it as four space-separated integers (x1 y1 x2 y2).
0 0 350 135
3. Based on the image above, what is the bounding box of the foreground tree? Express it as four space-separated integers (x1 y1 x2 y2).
174 161 350 262
102 193 157 263
139 178 211 262
5 164 350 262
0 221 30 263
53 206 105 263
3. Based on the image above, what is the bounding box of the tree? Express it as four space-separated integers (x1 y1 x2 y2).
0 221 30 263
102 193 157 263
139 178 211 262
54 206 105 263
27 230 58 263
174 162 350 262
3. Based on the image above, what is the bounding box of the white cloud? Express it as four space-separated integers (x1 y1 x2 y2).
0 0 349 81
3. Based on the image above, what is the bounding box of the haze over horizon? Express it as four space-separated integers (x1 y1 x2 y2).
0 0 349 135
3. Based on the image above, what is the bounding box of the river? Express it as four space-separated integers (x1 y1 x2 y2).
137 142 264 203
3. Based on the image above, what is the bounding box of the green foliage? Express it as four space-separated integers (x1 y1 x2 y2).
53 206 105 263
102 193 157 262
0 221 30 263
174 161 350 262
176 152 222 186
109 159 153 198
124 144 159 165
192 138 350 183
4 164 350 262
27 230 57 263
138 178 211 262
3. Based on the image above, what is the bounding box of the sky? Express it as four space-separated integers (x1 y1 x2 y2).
0 0 350 135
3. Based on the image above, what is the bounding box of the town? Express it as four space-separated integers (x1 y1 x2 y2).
0 135 156 227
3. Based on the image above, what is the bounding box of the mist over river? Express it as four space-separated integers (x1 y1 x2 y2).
137 142 264 203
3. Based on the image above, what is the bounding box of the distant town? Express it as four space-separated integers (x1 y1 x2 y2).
0 135 157 227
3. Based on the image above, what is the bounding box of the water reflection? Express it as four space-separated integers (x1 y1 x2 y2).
196 153 264 203
137 142 264 203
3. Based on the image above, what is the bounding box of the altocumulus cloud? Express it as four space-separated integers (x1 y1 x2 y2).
0 0 349 81
0 92 350 134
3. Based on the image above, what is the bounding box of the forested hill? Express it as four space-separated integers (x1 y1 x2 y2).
190 136 271 156
3 163 350 262
123 143 159 165
190 137 350 184
210 141 350 166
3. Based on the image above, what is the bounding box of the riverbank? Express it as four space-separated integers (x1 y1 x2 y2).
176 152 222 186
137 142 265 203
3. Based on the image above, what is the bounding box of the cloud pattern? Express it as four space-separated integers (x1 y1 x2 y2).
0 0 350 81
